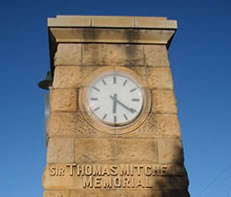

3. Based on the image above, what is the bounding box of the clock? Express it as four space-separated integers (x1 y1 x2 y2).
87 71 144 126
79 66 151 134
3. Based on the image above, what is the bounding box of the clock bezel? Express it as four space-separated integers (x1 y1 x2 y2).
79 66 151 135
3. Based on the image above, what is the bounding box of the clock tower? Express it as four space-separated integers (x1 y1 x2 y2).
42 15 190 197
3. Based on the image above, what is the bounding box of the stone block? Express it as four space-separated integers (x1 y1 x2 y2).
147 67 173 89
144 45 169 67
50 28 176 45
47 113 181 138
50 89 77 112
158 138 184 164
74 138 158 164
52 66 98 88
82 44 144 67
47 112 105 138
44 190 70 197
124 113 181 138
70 189 189 197
54 44 81 66
135 17 177 29
92 16 134 27
152 90 177 114
52 66 148 89
47 138 74 163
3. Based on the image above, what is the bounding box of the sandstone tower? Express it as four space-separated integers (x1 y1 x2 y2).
41 15 190 197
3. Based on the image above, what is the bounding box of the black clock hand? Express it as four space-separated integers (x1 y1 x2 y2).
112 93 117 113
110 95 136 114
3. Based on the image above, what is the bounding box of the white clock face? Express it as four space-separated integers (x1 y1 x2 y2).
87 71 144 126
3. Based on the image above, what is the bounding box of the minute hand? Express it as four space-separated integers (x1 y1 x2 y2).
110 96 136 114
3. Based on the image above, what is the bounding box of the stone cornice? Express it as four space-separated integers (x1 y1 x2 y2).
47 15 177 71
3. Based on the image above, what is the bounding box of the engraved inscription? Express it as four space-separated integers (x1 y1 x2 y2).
48 164 185 189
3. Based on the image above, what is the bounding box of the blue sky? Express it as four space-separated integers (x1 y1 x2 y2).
0 0 231 196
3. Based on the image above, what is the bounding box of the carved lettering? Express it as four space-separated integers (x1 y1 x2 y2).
83 176 93 188
110 165 118 176
47 164 184 188
103 177 112 188
66 164 76 176
114 177 121 188
49 167 56 176
49 167 65 176
144 165 152 176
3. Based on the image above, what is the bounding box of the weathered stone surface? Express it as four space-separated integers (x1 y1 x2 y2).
92 16 134 27
144 45 169 67
54 44 81 66
135 17 177 29
52 66 98 88
124 113 181 138
47 138 74 163
49 16 177 30
47 113 180 138
50 89 77 112
45 15 189 197
52 66 148 89
152 90 177 114
147 67 173 89
82 44 144 67
47 112 105 138
70 189 189 197
158 138 184 164
53 64 172 90
50 28 176 45
74 138 158 164
44 190 70 197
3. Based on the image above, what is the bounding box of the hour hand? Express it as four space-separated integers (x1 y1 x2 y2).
111 95 136 114
110 94 117 114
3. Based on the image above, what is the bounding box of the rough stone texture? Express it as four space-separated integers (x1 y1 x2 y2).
144 45 169 67
49 16 177 29
152 90 177 114
74 138 158 164
54 44 81 66
52 66 147 89
47 112 106 138
50 89 77 112
50 28 175 45
147 67 173 89
70 189 189 197
44 190 70 197
47 113 180 138
82 44 144 67
158 138 184 164
91 16 134 27
53 66 172 89
52 66 98 88
47 138 74 163
124 113 181 138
